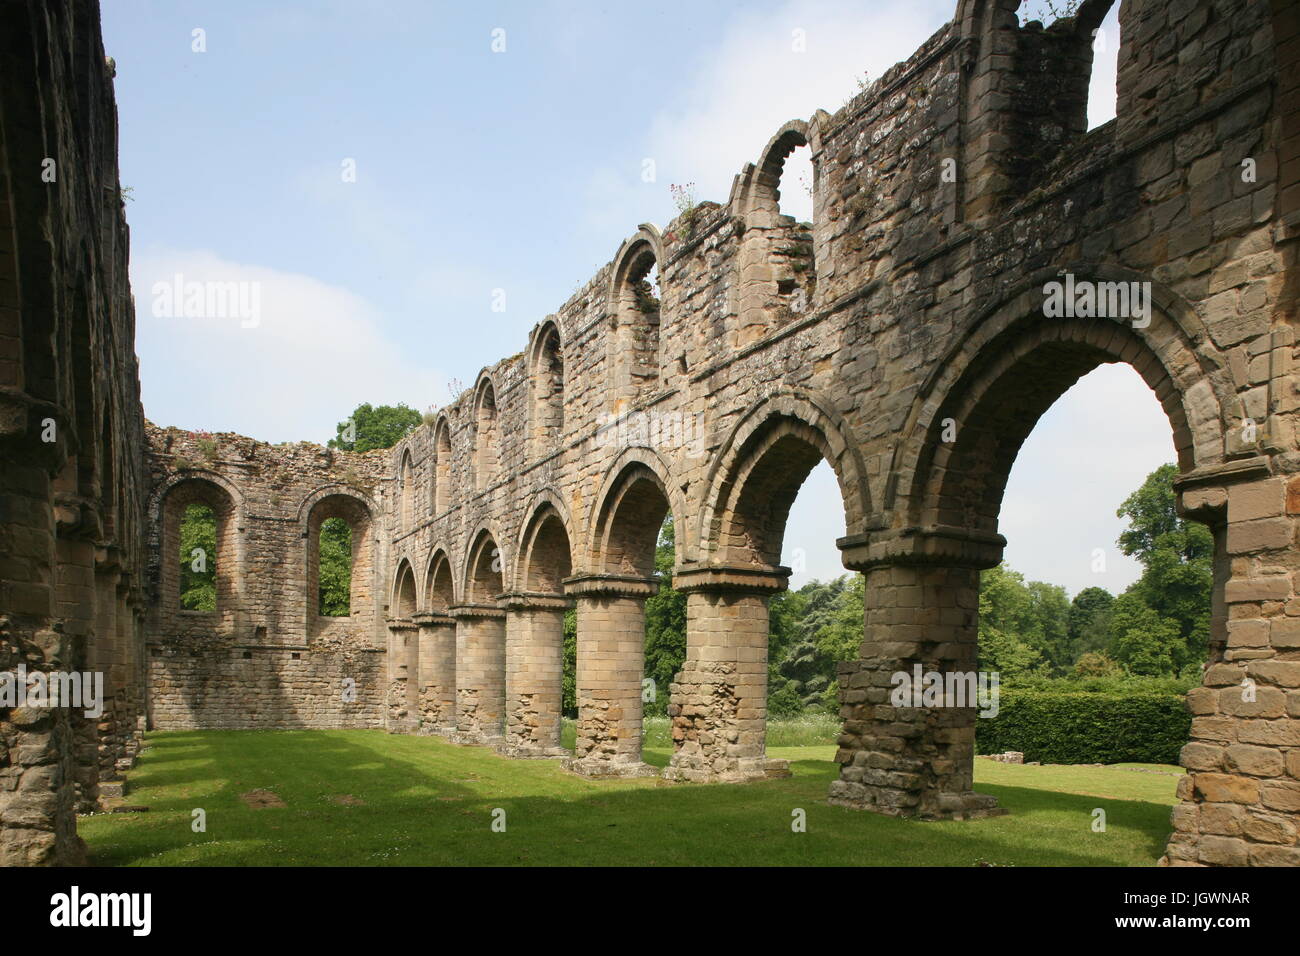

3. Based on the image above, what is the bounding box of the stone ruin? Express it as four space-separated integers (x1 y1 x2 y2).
2 0 1299 866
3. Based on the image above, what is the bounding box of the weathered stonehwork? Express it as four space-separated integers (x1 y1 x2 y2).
3 0 1300 867
143 424 389 732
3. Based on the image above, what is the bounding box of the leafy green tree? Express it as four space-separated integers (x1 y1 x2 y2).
643 515 686 715
1110 463 1213 672
318 517 352 616
328 402 421 452
1068 586 1114 658
563 609 577 717
179 503 217 611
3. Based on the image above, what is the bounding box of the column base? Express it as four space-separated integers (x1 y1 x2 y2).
561 755 660 778
828 782 1006 821
387 717 419 735
417 721 458 738
663 756 791 783
496 741 570 759
446 729 505 747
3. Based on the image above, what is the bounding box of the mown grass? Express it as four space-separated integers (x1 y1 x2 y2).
78 726 1181 867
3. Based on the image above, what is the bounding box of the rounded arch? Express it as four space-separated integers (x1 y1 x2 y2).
463 525 507 604
154 472 243 615
695 390 871 565
390 557 418 619
301 486 377 625
528 318 565 457
888 266 1239 530
398 447 415 530
607 224 665 404
586 447 685 577
740 119 813 227
423 546 458 612
515 493 574 594
432 415 453 514
472 373 501 491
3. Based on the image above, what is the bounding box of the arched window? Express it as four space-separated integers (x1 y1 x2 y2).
305 492 374 630
530 322 564 457
433 418 452 514
473 380 500 491
399 450 414 529
609 231 663 406
162 478 236 616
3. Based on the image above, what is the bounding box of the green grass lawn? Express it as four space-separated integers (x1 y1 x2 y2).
79 728 1181 866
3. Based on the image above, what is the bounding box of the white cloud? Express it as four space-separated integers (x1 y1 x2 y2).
133 248 439 444
581 0 952 236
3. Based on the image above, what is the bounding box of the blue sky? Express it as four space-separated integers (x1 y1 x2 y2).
102 0 1155 596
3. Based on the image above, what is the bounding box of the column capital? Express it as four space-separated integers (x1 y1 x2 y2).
412 610 455 626
448 602 507 621
837 525 1005 572
671 563 790 595
563 573 659 599
385 616 418 631
499 591 571 612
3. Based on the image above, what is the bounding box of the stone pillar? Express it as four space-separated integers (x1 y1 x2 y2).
561 574 659 778
1162 466 1300 866
499 593 570 758
449 603 507 745
414 611 456 735
664 565 792 783
827 528 1007 820
385 618 418 733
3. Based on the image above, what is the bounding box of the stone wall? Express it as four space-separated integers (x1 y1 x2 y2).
3 0 1299 867
0 0 150 864
142 424 388 731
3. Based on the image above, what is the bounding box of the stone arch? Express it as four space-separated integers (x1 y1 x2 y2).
432 416 452 515
423 546 457 611
586 447 684 576
299 485 377 630
154 472 243 618
390 557 418 619
745 119 812 227
516 495 574 594
472 375 501 491
398 448 414 530
607 225 665 407
528 319 565 458
887 267 1237 532
463 526 507 603
696 390 870 566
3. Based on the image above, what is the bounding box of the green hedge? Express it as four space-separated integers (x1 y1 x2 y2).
974 690 1190 765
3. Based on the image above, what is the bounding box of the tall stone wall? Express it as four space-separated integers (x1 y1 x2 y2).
370 0 1300 866
143 425 388 731
0 0 150 864
2 0 1299 867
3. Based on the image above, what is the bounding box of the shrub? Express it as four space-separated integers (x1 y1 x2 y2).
975 689 1190 765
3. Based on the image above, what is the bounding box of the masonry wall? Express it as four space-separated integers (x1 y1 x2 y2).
0 0 150 864
142 424 388 731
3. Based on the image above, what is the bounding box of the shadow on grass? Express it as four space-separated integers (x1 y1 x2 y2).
81 730 1173 867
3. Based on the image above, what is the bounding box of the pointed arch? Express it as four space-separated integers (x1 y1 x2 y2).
586 447 683 578
516 493 574 595
463 525 506 604
423 546 457 612
696 390 870 566
391 557 418 620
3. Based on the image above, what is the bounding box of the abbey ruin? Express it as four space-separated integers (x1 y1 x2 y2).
2 0 1299 866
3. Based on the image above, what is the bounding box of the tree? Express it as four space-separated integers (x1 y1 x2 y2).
643 515 685 715
1111 463 1213 672
318 517 352 616
327 402 421 453
1068 586 1114 660
179 503 216 611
